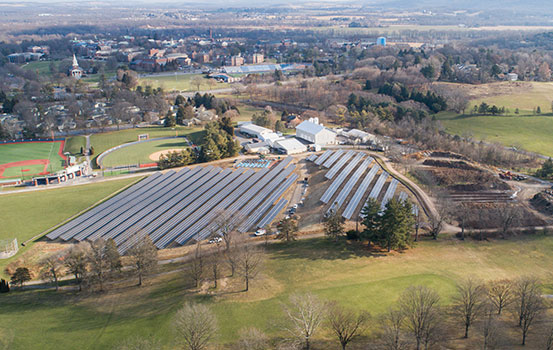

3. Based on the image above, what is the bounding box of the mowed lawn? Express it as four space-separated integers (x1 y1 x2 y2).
63 136 86 155
437 112 553 157
139 73 229 92
88 126 205 167
0 177 140 276
101 138 190 167
0 142 66 178
4 235 553 349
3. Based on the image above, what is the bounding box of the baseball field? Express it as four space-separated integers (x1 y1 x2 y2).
0 141 66 179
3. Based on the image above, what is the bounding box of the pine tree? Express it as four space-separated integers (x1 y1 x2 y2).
360 198 381 245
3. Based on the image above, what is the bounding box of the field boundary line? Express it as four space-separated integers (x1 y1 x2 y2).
22 176 146 246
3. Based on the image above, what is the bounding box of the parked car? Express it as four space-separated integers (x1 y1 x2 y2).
208 237 222 244
255 228 267 236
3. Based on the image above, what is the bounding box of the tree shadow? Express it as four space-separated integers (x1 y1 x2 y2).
267 237 387 261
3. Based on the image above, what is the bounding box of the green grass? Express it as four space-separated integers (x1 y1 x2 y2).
4 235 553 349
89 127 204 168
101 138 190 167
139 74 229 92
0 142 66 178
235 103 266 122
437 112 553 157
0 177 140 277
21 61 59 76
63 136 86 155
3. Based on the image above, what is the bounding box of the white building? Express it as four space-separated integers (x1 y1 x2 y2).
274 138 307 155
343 129 376 144
295 118 336 146
238 122 273 139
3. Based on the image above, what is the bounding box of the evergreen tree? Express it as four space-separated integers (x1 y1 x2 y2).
537 158 553 178
175 94 186 106
176 105 187 125
360 198 381 245
164 111 176 127
379 199 415 252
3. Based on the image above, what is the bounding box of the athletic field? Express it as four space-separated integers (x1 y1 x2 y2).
0 141 66 179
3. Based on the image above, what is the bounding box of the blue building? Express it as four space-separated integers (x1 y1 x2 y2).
376 37 387 46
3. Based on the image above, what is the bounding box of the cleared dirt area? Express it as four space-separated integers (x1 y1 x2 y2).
148 148 186 161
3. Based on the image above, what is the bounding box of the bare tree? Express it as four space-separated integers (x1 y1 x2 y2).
208 245 222 289
235 244 264 292
481 304 501 350
87 239 111 292
380 308 409 350
487 279 514 315
453 278 487 338
399 286 441 350
519 289 544 345
429 194 451 240
283 293 326 350
64 243 89 291
237 327 269 350
189 243 204 289
192 76 203 92
126 234 158 286
513 276 541 327
277 217 298 242
39 253 63 291
327 302 369 350
496 204 522 238
323 208 345 242
174 303 217 350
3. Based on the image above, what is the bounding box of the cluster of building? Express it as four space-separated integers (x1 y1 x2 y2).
239 117 377 156
7 46 50 63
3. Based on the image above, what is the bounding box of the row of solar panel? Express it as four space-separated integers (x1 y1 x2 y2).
47 157 297 252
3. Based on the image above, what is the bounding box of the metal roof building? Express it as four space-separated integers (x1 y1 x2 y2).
295 119 336 146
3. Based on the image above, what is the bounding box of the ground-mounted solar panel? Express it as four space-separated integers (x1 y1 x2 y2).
368 171 389 201
325 150 357 180
149 168 237 245
73 169 194 242
46 171 166 240
342 164 380 220
168 170 257 247
60 170 180 241
314 150 333 165
110 167 209 246
240 173 299 232
175 167 273 246
327 157 373 214
194 162 290 240
257 198 288 229
145 168 229 243
322 149 344 168
398 191 408 202
320 153 365 204
380 179 399 211
98 166 206 242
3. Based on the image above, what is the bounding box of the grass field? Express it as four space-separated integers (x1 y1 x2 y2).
139 73 229 92
100 138 190 167
63 136 86 155
88 127 205 168
3 234 553 349
0 177 140 277
0 142 66 178
21 61 59 76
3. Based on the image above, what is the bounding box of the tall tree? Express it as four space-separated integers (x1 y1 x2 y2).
10 267 31 288
360 198 381 245
327 302 369 350
453 278 487 338
323 208 345 242
400 286 441 350
126 235 158 286
164 111 176 127
380 308 408 350
87 239 112 292
283 293 325 350
189 243 204 289
487 279 514 315
235 244 264 291
379 198 415 252
39 254 63 291
514 277 541 327
276 217 298 242
174 303 217 350
64 243 89 291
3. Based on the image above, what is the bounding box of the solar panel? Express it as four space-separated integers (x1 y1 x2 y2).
368 172 389 200
73 169 195 242
257 198 288 228
60 170 181 241
322 149 344 168
240 173 298 232
155 169 255 248
325 150 356 180
327 157 373 214
320 153 365 204
342 164 380 220
380 179 399 211
314 150 333 165
46 171 166 240
398 191 408 202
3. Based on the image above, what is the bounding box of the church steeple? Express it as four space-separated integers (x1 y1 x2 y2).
72 54 79 68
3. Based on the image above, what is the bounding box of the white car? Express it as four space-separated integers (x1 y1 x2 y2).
255 228 267 236
208 237 223 244
292 204 298 209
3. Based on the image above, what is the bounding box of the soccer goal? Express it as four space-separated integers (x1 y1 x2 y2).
0 238 18 259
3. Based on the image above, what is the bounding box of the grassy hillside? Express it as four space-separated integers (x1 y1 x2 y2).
3 235 553 349
139 73 229 92
0 177 140 276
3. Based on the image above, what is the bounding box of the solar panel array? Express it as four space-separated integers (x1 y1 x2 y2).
325 150 356 180
46 157 298 251
327 157 373 214
323 149 344 168
306 154 318 162
314 150 333 165
257 198 288 229
342 165 380 220
320 152 365 204
368 172 389 200
380 179 399 211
